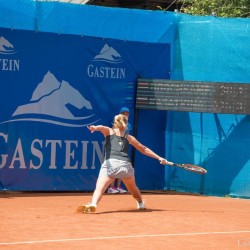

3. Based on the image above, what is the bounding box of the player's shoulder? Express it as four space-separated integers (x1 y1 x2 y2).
102 126 113 136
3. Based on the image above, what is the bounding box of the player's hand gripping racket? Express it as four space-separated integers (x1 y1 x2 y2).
160 159 207 174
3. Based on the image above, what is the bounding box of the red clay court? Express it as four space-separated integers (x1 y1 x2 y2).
0 191 249 249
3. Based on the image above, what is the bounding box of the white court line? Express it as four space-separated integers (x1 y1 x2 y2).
0 230 250 246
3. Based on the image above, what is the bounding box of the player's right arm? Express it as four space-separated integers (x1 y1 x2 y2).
87 125 111 136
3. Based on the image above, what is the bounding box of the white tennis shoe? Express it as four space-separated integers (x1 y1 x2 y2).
136 200 146 210
83 203 97 213
107 187 119 194
117 186 127 193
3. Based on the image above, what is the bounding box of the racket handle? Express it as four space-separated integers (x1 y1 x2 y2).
159 158 174 165
166 161 174 166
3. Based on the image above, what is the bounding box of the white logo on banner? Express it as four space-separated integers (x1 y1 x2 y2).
1 71 99 127
0 36 20 71
0 36 16 54
93 44 123 63
87 43 126 79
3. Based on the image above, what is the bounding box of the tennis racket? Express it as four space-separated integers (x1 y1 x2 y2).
165 161 207 174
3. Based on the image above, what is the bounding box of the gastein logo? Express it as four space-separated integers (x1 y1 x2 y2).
0 36 20 71
0 36 16 54
1 71 100 127
87 44 126 79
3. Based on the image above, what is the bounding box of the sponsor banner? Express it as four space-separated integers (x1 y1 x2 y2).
0 27 170 190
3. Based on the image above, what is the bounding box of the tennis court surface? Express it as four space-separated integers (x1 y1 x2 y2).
1 191 249 249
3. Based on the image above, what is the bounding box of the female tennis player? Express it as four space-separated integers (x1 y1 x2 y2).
81 114 169 213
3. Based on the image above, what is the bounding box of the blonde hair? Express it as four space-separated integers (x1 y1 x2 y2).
113 114 128 130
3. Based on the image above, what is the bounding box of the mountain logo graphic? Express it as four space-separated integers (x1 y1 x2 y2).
1 71 100 127
0 36 16 54
93 44 123 64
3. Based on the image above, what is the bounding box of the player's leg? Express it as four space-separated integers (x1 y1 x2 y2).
82 175 114 213
116 178 127 193
91 175 114 205
122 176 145 209
117 178 121 186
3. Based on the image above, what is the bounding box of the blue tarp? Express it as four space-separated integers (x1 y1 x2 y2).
0 0 176 43
166 14 250 198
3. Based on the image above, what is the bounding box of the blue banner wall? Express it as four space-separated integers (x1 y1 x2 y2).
0 28 171 191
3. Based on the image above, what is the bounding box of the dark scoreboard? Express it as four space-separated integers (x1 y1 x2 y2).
136 79 250 114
